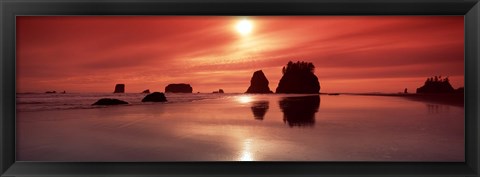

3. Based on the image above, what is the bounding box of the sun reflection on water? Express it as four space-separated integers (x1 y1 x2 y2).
237 95 253 104
239 139 254 161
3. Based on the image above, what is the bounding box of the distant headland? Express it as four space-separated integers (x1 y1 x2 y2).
416 76 456 94
349 75 464 107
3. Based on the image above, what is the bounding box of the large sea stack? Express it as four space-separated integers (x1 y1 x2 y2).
113 84 125 93
165 83 193 93
416 76 455 93
245 70 273 93
275 61 320 94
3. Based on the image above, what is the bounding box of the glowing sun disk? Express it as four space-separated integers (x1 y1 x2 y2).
236 19 253 35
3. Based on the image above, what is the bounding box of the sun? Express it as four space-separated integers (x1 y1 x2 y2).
235 19 253 35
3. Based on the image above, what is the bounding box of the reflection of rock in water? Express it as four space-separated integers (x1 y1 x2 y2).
279 95 320 127
251 101 269 120
426 104 450 114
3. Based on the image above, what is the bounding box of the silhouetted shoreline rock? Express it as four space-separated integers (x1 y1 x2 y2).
114 84 125 93
45 91 56 94
165 84 193 93
92 98 129 105
416 76 454 93
213 89 224 93
142 89 150 94
455 87 464 93
142 92 167 102
246 70 273 93
276 61 320 94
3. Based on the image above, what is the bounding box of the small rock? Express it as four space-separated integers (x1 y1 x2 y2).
142 89 150 94
92 98 129 105
142 92 167 102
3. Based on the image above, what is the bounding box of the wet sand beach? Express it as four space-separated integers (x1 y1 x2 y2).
346 93 464 107
17 94 464 162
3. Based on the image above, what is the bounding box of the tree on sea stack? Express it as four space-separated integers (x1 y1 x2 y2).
275 61 320 94
416 76 455 93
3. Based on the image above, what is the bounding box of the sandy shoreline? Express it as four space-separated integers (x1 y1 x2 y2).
339 93 464 107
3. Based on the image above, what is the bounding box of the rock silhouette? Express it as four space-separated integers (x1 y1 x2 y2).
279 95 320 127
276 61 320 93
251 101 269 120
416 76 455 93
45 91 56 94
213 89 224 93
142 92 167 102
114 84 125 93
245 70 273 93
455 87 464 93
92 98 129 105
165 84 193 93
142 89 150 94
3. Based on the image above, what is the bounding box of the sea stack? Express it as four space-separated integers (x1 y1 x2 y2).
245 70 273 93
165 83 193 93
114 84 125 93
416 76 455 93
275 61 320 94
142 89 150 94
142 92 167 102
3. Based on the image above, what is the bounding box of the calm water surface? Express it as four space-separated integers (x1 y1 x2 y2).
17 94 464 161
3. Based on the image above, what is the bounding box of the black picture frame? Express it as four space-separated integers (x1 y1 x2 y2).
1 0 479 176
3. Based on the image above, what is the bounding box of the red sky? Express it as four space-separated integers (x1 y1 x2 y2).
16 16 464 93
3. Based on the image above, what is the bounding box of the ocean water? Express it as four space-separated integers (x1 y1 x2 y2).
16 93 464 161
17 93 232 112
